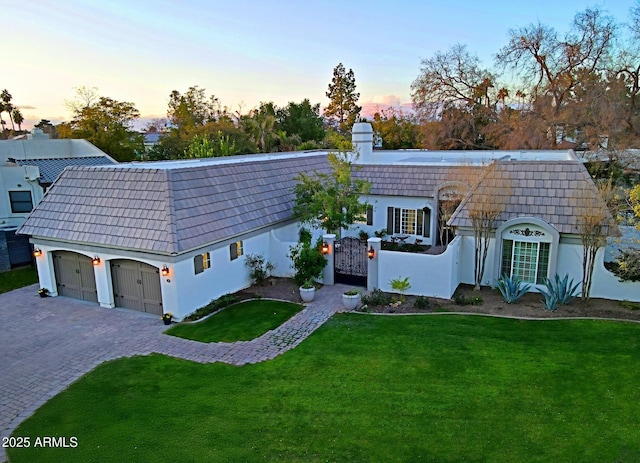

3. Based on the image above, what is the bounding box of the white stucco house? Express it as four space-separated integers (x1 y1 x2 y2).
17 123 639 320
0 129 116 271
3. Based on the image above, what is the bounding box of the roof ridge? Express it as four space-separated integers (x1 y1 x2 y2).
163 170 180 254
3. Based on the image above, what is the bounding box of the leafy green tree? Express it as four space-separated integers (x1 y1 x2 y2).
324 63 361 132
292 151 371 237
61 89 143 161
167 86 221 131
371 108 422 149
277 99 325 143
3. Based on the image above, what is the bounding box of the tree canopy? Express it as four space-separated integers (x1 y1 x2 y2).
324 63 361 133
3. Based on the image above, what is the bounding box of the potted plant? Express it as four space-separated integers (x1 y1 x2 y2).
161 312 174 325
358 230 370 242
299 279 316 302
342 289 360 310
38 288 49 298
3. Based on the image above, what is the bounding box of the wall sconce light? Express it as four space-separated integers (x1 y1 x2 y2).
91 256 101 265
33 248 42 257
368 246 375 260
161 265 170 277
321 242 330 254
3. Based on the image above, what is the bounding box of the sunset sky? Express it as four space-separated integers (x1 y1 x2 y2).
7 0 635 129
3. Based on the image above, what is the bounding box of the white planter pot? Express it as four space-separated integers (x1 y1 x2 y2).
342 293 360 310
299 286 315 303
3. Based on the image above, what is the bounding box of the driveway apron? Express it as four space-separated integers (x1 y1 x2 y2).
0 283 350 461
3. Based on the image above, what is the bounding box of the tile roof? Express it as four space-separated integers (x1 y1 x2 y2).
353 164 482 196
448 160 618 235
14 156 116 184
18 155 330 254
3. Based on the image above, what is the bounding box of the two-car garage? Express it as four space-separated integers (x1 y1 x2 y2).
52 251 163 315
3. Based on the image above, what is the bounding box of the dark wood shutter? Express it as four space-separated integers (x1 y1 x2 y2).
394 208 401 234
366 205 373 226
194 254 204 274
230 243 238 260
416 209 423 237
422 207 431 237
386 207 394 234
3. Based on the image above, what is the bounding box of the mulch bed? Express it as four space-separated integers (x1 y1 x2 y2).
237 278 640 322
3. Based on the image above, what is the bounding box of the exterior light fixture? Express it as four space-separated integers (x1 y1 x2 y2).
91 256 101 265
368 246 375 260
33 248 42 257
321 242 330 254
161 265 170 277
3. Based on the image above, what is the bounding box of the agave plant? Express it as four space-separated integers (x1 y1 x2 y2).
496 274 531 304
540 274 581 311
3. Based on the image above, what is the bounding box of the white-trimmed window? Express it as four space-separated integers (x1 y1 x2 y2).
501 240 550 284
386 207 430 237
230 241 243 260
194 252 211 274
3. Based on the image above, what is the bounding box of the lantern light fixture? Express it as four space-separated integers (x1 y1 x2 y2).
161 265 170 277
33 248 42 257
321 242 330 254
91 255 101 265
367 246 375 260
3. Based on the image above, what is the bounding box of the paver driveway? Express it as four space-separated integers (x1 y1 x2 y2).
0 283 349 462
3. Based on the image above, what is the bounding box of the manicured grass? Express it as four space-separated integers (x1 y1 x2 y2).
9 315 640 462
165 299 304 342
0 265 37 294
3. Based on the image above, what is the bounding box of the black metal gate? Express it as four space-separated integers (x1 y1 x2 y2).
334 236 367 286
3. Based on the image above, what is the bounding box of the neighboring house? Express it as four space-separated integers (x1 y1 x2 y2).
18 123 640 320
0 129 117 271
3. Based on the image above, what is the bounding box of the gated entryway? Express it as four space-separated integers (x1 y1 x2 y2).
111 260 163 315
334 236 368 286
53 251 98 303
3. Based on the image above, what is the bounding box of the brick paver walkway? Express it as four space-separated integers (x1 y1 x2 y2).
0 283 350 461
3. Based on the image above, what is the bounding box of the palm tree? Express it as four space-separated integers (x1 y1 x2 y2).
1 90 15 131
12 108 24 131
497 87 509 108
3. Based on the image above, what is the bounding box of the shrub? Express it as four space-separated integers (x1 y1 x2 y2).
611 249 640 282
361 288 390 306
184 294 239 321
540 274 581 311
413 296 430 309
619 300 640 311
289 228 327 286
389 276 411 302
245 254 275 286
496 274 531 304
453 292 483 306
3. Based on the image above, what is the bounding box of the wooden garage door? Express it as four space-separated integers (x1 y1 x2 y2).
53 251 98 303
111 260 163 315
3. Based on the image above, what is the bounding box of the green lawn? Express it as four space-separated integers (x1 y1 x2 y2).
9 315 640 462
0 265 37 294
165 299 304 342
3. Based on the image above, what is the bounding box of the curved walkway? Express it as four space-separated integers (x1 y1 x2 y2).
0 283 350 461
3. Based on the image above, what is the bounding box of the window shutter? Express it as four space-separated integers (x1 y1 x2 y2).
194 255 204 274
394 208 401 234
386 207 394 234
230 243 238 260
417 209 423 237
422 208 431 237
366 205 373 226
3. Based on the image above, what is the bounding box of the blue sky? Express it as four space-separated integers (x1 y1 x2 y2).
7 0 636 129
